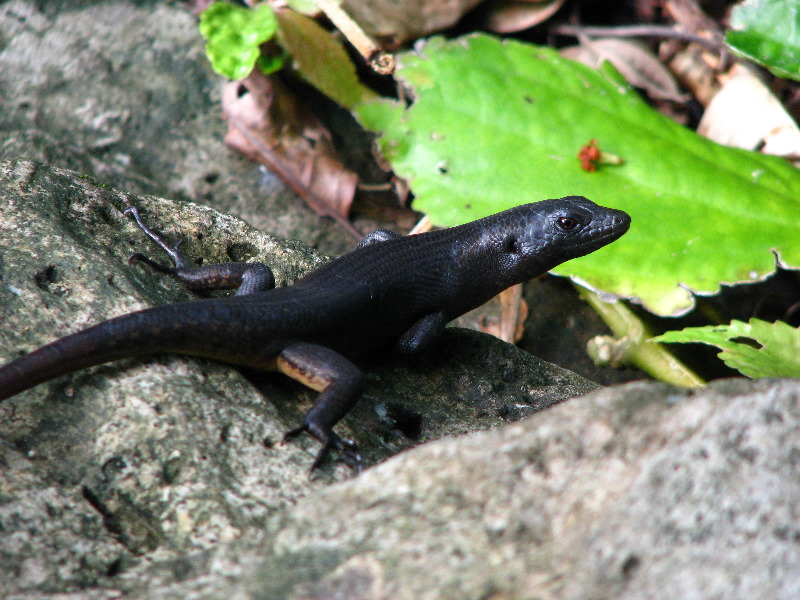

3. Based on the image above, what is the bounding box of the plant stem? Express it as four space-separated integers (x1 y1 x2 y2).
314 0 395 74
576 284 705 388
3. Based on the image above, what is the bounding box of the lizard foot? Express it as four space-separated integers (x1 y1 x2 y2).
124 206 274 295
283 422 363 474
124 206 191 272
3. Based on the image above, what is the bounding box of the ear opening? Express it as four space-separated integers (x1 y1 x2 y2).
504 236 520 254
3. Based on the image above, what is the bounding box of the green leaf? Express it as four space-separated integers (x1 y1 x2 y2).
199 2 278 80
354 35 800 316
275 9 379 108
654 319 800 378
725 0 800 82
256 52 286 76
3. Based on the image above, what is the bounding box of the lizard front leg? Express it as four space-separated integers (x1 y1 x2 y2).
277 342 364 472
125 206 274 296
395 312 447 355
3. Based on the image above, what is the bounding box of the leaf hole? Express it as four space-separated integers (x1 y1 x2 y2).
730 336 762 349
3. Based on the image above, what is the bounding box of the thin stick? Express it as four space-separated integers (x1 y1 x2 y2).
314 0 395 74
357 182 394 192
552 24 726 52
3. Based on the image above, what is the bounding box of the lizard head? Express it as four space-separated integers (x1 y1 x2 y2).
518 195 629 261
462 196 630 288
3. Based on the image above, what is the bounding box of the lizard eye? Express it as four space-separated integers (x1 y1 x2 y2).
556 216 580 231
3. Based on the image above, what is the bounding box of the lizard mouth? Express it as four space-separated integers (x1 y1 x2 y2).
579 215 630 250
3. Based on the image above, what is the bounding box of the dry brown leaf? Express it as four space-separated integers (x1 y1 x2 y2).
340 0 484 45
561 38 685 102
662 0 726 105
483 0 566 34
668 45 720 106
698 64 800 158
498 284 528 344
476 286 529 344
664 0 725 47
222 70 360 233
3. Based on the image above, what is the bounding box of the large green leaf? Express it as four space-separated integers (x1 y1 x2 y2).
725 0 800 82
655 319 800 378
354 35 800 316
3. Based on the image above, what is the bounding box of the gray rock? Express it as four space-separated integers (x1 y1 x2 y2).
240 378 800 600
0 0 360 256
0 158 597 596
0 157 329 596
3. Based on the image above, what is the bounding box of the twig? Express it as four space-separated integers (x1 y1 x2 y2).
357 182 394 192
553 24 726 53
314 0 395 74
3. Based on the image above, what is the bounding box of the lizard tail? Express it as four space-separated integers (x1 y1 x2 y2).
0 301 258 402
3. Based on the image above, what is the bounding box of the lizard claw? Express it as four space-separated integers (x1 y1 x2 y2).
283 422 363 474
128 252 176 274
322 436 363 474
124 205 190 270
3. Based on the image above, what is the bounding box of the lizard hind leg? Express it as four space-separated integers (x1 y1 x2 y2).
277 342 364 473
124 206 274 296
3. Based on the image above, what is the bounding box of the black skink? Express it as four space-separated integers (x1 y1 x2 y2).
0 196 630 470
